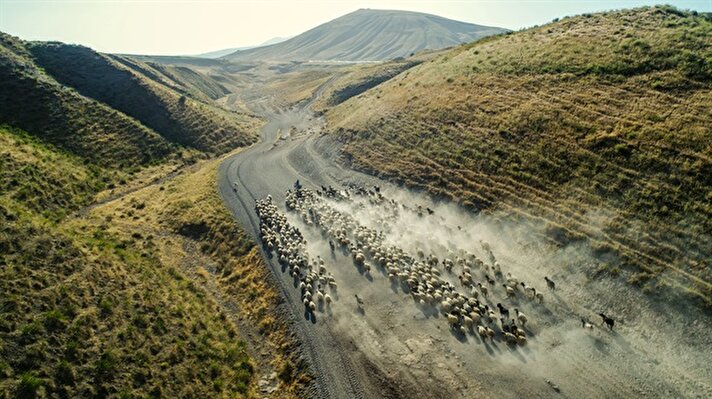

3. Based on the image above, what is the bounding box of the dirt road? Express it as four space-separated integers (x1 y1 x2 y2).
218 79 712 399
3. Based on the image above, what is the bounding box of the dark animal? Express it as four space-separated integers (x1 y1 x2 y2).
496 303 509 319
329 240 335 251
500 318 511 334
599 313 615 331
485 274 495 285
426 207 434 215
544 276 556 290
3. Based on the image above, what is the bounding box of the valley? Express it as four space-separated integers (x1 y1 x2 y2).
1 4 710 398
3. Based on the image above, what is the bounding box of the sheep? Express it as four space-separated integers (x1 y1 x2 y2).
493 261 501 275
477 326 488 340
447 313 459 326
534 289 544 303
599 313 615 331
500 318 511 334
469 312 482 324
503 332 518 345
520 282 535 298
516 334 527 346
581 318 593 330
486 327 495 341
485 274 495 285
309 301 316 311
503 284 516 299
477 282 488 297
544 276 556 290
487 309 497 324
325 294 332 304
355 294 364 308
514 308 528 326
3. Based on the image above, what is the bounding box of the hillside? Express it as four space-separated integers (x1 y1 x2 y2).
0 32 304 397
325 6 712 304
223 9 506 62
0 33 175 169
27 42 259 153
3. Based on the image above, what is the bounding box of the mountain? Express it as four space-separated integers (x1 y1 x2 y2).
0 33 174 169
27 42 259 153
195 36 291 58
222 9 507 62
324 6 712 304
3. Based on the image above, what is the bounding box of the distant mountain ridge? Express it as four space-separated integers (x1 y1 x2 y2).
222 9 507 62
195 36 291 58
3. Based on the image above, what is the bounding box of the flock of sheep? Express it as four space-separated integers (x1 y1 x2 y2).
254 184 560 347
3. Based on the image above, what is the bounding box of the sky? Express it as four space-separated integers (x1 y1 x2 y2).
1 0 710 55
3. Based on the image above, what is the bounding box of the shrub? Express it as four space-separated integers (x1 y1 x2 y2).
55 360 74 385
42 309 66 331
16 372 43 399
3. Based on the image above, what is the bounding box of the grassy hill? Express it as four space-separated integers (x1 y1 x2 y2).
0 126 252 397
27 41 259 153
0 32 302 397
224 9 506 62
325 6 712 304
0 33 176 169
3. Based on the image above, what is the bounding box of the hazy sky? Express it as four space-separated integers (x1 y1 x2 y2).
1 0 710 55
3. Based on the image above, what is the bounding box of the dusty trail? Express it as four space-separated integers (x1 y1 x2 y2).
218 78 712 398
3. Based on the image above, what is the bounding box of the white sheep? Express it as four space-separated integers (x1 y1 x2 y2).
477 326 488 340
514 308 528 326
503 332 518 345
503 284 515 298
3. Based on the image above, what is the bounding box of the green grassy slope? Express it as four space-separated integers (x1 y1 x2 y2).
27 41 258 153
0 31 284 397
0 34 175 169
326 6 712 304
109 55 231 101
0 126 257 398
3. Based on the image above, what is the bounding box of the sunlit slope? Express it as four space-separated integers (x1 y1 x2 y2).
326 6 712 303
224 9 507 61
28 41 259 153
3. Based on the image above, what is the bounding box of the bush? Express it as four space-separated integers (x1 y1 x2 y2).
42 309 66 331
54 360 74 385
99 297 113 317
16 372 43 399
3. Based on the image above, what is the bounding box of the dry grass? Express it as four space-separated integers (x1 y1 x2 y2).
313 49 448 112
326 6 712 305
0 126 264 397
0 139 304 397
86 151 308 397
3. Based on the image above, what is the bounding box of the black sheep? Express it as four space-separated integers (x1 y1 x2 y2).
599 313 615 331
